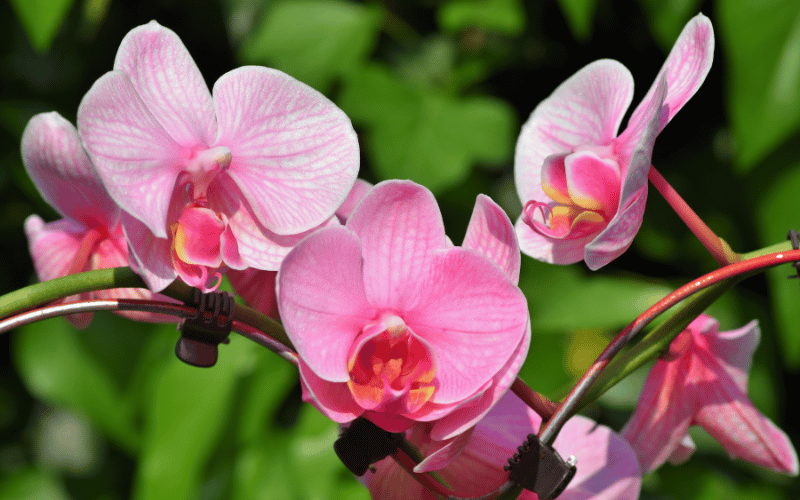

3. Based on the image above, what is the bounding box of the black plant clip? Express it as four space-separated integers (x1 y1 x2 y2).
788 230 800 283
175 289 235 368
334 417 405 477
504 433 577 500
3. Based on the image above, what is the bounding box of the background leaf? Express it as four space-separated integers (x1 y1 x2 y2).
438 0 526 35
240 0 382 92
340 64 515 193
719 0 800 171
7 0 76 52
556 0 599 42
756 161 800 367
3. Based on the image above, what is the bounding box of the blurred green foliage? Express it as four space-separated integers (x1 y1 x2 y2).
2 0 800 499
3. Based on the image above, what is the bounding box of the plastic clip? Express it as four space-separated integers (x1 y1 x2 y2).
504 433 577 500
334 417 405 477
175 289 235 367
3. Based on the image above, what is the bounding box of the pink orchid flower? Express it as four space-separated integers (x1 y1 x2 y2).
22 112 173 328
362 391 641 500
623 314 799 475
277 180 530 440
514 13 713 269
228 179 373 321
77 21 359 292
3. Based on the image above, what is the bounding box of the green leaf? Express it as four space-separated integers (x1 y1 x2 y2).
230 404 368 500
8 0 76 53
132 335 258 500
438 0 526 35
756 160 800 367
635 0 702 51
557 0 599 42
340 64 516 193
0 469 71 500
13 318 140 453
240 0 382 92
719 0 800 171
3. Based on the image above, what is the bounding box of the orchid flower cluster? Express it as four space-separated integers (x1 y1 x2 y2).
9 12 800 500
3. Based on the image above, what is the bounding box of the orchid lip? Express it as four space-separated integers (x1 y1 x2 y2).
347 315 437 414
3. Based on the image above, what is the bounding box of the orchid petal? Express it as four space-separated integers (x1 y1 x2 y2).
463 194 521 284
121 211 176 292
622 357 694 474
405 247 527 405
22 112 118 229
583 186 648 270
78 71 183 238
704 319 760 392
515 215 595 265
227 269 279 320
24 215 86 282
668 434 696 465
173 207 224 268
627 13 714 136
213 177 338 270
214 66 359 234
298 360 363 423
346 180 447 312
428 321 530 441
336 179 373 224
414 427 475 473
564 150 621 215
540 153 571 204
114 21 215 147
515 59 634 205
278 226 375 382
695 350 799 475
552 415 641 500
617 75 665 208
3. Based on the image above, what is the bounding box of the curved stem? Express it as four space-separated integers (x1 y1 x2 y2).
0 266 293 350
649 165 739 266
537 249 800 446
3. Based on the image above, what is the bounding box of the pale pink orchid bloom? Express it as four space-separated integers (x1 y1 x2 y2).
623 314 799 475
77 21 359 292
515 13 714 269
228 179 373 321
22 112 174 328
277 180 530 440
362 391 641 500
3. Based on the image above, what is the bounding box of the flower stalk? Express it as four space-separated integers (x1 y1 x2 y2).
537 248 800 445
648 165 739 266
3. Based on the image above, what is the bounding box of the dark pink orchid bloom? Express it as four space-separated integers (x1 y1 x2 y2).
77 21 359 292
278 180 530 440
22 112 173 327
623 314 798 475
362 391 641 500
515 14 713 269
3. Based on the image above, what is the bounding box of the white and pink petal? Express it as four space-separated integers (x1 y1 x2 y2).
114 21 216 147
214 66 359 235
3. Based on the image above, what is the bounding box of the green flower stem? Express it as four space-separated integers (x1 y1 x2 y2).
571 240 797 412
575 278 739 412
0 267 147 318
0 266 293 350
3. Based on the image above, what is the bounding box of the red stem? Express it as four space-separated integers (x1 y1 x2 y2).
648 165 737 266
